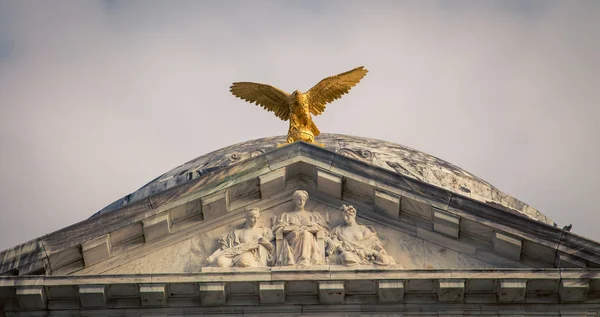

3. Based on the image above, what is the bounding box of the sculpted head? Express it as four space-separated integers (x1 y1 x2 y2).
340 205 357 225
245 207 260 228
292 190 309 209
292 90 306 103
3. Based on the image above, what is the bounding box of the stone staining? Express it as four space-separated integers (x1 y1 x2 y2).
327 205 395 266
272 190 328 266
206 207 274 267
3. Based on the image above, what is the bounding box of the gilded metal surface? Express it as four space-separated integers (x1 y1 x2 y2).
230 66 368 144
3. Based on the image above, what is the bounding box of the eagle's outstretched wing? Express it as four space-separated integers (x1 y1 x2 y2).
304 66 368 116
230 82 291 120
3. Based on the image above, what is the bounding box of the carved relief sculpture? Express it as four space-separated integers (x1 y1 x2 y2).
272 190 328 266
230 66 368 145
207 207 274 267
328 205 395 266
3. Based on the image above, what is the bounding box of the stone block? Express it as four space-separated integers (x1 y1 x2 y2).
316 169 342 199
259 168 286 199
378 280 404 303
48 245 83 272
560 279 589 302
556 252 586 268
81 234 112 266
318 281 345 304
493 231 522 261
344 177 373 198
139 284 166 307
199 282 226 306
169 199 201 223
18 259 48 276
16 286 46 310
259 281 285 304
110 222 143 245
374 190 400 218
401 196 432 219
437 279 465 302
497 279 526 302
142 213 171 242
433 208 460 239
79 285 107 308
201 190 229 220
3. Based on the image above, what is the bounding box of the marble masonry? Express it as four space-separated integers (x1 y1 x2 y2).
1 134 600 316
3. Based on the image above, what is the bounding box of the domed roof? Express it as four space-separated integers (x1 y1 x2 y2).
92 134 553 225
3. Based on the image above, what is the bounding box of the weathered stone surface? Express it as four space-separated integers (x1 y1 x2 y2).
374 190 400 218
47 285 78 299
103 238 192 274
142 213 171 242
169 199 202 223
316 169 342 199
560 279 589 302
493 231 522 261
5 134 600 316
497 279 526 302
139 284 166 306
99 199 505 274
79 285 107 308
433 209 460 239
13 135 600 279
91 134 553 226
259 281 285 304
82 234 112 266
556 252 587 268
16 286 46 310
345 280 376 295
1 268 598 315
199 282 226 306
259 168 286 199
401 195 432 219
201 190 230 220
318 281 345 304
378 280 404 303
437 279 465 302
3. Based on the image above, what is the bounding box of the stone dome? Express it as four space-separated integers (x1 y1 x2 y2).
92 134 553 225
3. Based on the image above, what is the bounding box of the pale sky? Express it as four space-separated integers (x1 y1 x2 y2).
0 0 599 251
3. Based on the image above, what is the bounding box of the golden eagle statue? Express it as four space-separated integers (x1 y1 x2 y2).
230 66 368 145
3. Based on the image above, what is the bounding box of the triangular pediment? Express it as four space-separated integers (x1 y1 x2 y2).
2 142 599 277
86 194 506 275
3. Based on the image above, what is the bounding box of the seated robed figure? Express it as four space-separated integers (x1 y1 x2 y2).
272 190 328 266
327 205 395 266
207 207 274 267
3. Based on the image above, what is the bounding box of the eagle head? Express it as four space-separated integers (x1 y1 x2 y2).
292 90 305 103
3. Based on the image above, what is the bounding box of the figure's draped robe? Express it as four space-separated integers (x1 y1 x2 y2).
330 224 395 266
208 227 274 267
273 212 327 266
